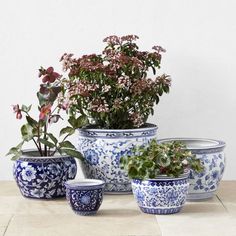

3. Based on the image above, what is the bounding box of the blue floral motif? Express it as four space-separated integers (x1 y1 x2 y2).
78 126 157 193
13 156 77 199
47 163 61 176
132 176 189 215
68 164 77 178
84 149 99 165
81 195 91 205
188 151 225 200
21 165 37 181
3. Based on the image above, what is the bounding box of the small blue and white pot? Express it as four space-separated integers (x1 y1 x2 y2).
132 172 190 215
77 124 157 194
65 179 105 216
158 138 226 200
13 150 77 199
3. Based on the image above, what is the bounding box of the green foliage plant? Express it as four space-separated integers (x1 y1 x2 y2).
120 139 204 180
7 67 88 160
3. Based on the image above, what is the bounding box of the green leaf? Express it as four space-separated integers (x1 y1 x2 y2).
11 155 21 161
6 142 23 159
59 126 74 136
21 104 32 113
151 66 156 75
37 92 47 106
21 124 34 141
68 116 76 127
26 116 38 128
61 149 83 160
38 138 55 148
163 85 169 93
6 147 20 156
47 133 58 144
76 115 89 128
59 141 75 149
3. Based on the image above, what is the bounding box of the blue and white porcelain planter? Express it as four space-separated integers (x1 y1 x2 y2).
13 150 77 199
65 179 105 216
132 172 190 215
77 124 157 194
158 138 226 200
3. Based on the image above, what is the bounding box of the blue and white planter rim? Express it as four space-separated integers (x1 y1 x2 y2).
158 138 226 154
65 179 105 190
19 149 73 161
133 171 190 183
77 123 158 139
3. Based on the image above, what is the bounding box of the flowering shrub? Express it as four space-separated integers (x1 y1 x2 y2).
7 67 87 159
59 35 171 129
120 139 204 179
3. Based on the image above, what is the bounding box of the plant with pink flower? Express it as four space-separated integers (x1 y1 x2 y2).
59 35 171 129
7 67 87 160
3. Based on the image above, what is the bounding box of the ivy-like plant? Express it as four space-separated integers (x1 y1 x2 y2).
7 67 88 160
120 139 203 179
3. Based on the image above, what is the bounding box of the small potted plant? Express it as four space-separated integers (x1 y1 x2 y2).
120 139 203 214
59 35 171 193
7 66 86 199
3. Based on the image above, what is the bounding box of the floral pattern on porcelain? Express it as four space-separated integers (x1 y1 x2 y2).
132 175 189 215
13 155 77 199
65 181 105 216
77 124 157 193
188 151 225 199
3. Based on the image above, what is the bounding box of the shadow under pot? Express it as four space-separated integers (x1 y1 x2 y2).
132 172 190 215
158 138 226 200
13 150 77 199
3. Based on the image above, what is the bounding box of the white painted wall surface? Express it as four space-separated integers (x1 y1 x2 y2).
0 0 235 180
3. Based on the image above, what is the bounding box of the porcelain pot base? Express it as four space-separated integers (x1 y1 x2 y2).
139 206 182 215
187 191 215 200
74 210 98 216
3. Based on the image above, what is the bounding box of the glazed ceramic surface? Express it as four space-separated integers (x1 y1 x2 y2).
13 150 77 199
158 138 226 200
77 124 157 194
65 179 105 216
132 173 189 215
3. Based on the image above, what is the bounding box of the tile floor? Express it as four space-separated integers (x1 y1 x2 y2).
0 181 235 236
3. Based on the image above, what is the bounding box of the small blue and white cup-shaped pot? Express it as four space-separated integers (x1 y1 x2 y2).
65 179 105 216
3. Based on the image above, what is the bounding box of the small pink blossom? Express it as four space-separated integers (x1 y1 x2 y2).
117 76 131 88
40 67 61 83
129 112 144 127
39 104 51 120
60 53 75 71
102 85 111 93
12 104 22 119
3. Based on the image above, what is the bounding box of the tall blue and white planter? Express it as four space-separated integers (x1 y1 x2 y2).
158 138 226 200
77 124 158 194
13 150 77 199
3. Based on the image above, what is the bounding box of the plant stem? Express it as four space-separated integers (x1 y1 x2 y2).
37 125 43 156
32 137 43 156
44 124 47 156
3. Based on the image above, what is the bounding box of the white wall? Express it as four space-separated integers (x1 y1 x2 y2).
0 0 235 180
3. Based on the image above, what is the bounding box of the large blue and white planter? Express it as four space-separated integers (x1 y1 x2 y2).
13 150 77 199
132 172 190 215
158 138 226 200
77 124 158 194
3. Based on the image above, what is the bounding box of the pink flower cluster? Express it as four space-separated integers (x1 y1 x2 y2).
59 35 171 128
